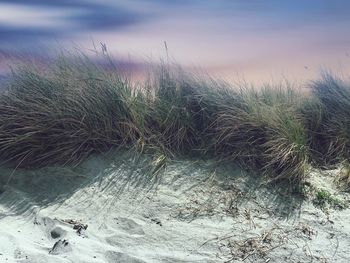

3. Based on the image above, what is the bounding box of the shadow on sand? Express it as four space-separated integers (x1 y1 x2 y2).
0 151 304 221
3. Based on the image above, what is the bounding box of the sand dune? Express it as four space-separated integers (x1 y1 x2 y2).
0 152 349 262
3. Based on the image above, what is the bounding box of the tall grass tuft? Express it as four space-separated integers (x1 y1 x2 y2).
306 74 350 167
143 63 224 156
212 85 309 183
0 55 142 167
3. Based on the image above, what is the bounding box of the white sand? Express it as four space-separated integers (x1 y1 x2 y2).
0 152 349 263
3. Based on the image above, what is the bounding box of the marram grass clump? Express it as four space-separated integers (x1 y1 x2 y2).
306 74 350 167
143 63 208 154
212 85 309 183
0 53 349 186
0 55 144 167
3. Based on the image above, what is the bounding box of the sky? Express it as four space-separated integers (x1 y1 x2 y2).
0 0 350 84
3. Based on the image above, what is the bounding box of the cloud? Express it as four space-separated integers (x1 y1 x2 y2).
2 0 350 50
0 0 150 49
68 5 145 30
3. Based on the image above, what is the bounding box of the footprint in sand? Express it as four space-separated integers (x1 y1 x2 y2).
14 248 26 260
50 226 67 239
49 239 72 255
105 251 147 263
105 235 125 248
113 217 145 235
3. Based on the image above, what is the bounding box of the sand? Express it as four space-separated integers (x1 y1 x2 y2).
0 151 349 263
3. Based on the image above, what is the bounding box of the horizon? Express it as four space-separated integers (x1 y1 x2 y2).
0 0 350 84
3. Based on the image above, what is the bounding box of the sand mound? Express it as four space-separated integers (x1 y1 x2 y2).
0 152 349 262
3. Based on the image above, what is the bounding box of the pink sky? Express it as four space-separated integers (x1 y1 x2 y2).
0 1 350 85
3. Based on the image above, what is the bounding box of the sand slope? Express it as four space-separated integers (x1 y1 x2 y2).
0 152 349 263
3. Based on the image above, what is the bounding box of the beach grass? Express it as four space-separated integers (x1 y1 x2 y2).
0 53 349 186
212 85 309 183
0 55 142 167
306 74 350 167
